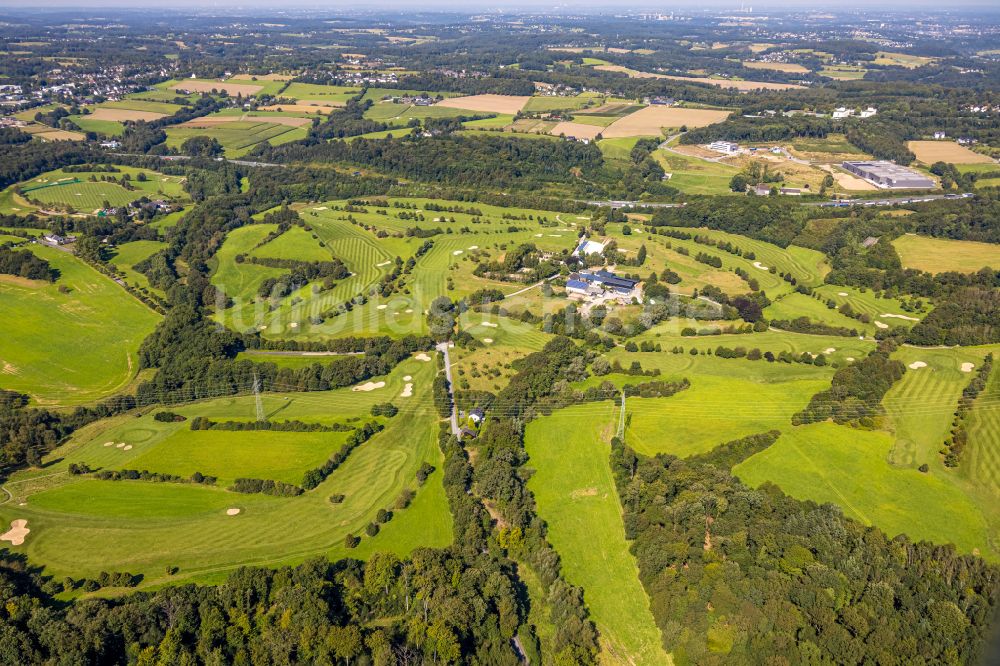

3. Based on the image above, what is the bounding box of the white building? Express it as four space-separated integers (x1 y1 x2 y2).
573 238 606 257
707 140 739 154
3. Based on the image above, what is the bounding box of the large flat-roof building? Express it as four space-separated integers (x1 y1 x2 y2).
841 161 935 190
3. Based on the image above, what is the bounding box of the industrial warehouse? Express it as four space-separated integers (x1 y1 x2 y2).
841 160 936 189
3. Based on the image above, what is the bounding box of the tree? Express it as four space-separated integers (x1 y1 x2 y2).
729 173 748 192
327 625 363 665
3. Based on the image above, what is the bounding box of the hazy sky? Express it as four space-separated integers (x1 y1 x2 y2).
1 1 999 9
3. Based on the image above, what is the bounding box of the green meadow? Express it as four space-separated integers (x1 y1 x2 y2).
526 403 669 666
0 245 160 406
0 357 452 587
108 240 168 298
11 166 186 213
165 121 308 158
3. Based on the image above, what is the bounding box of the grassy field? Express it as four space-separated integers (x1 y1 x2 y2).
0 357 452 587
525 404 670 666
893 234 1000 273
0 245 160 406
653 146 741 195
11 166 186 214
873 51 937 68
523 95 597 113
210 198 579 340
108 240 168 297
69 116 125 136
734 421 994 559
165 121 308 158
570 354 830 458
819 65 867 80
965 358 1000 498
764 292 877 334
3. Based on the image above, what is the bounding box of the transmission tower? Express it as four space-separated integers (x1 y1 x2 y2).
616 390 626 440
253 372 265 422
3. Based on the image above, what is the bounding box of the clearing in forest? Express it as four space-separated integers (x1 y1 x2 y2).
526 403 670 666
892 234 1000 273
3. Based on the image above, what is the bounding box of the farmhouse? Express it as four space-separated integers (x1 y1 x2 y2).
841 161 935 189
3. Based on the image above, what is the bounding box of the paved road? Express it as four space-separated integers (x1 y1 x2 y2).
580 192 973 210
436 342 460 436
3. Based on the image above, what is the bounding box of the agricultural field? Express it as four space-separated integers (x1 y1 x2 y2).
892 234 1000 273
522 95 597 113
819 65 868 79
0 244 160 406
873 51 937 68
165 119 309 157
0 356 451 586
591 64 806 91
434 94 531 114
599 105 730 138
525 404 669 666
283 82 362 104
908 140 996 165
741 60 810 73
165 78 266 96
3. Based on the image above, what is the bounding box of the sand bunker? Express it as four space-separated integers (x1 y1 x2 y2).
880 313 919 321
312 206 328 211
415 353 431 362
824 348 836 354
289 322 299 328
376 260 391 267
846 357 855 362
405 309 413 313
123 445 132 451
377 304 388 310
452 250 463 256
1 519 29 546
400 383 414 398
875 321 889 329
226 508 241 516
352 381 386 392
482 322 498 328
468 245 479 250
753 262 769 270
116 442 126 448
838 292 849 296
483 338 494 344
103 441 114 447
961 363 975 373
908 361 928 370
403 375 412 381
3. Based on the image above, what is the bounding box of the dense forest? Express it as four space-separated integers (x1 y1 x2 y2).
609 434 1000 665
